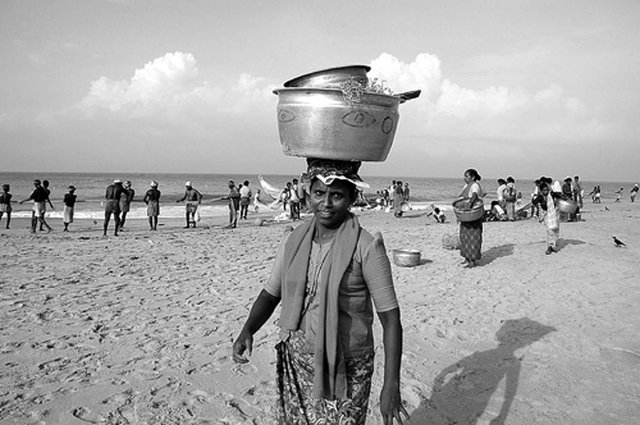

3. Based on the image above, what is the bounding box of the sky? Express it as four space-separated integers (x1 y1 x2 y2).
1 0 639 181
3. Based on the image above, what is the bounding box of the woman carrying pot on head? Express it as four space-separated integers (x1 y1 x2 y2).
232 158 407 425
452 168 485 267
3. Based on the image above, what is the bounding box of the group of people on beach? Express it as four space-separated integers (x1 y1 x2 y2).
372 180 412 218
0 179 61 233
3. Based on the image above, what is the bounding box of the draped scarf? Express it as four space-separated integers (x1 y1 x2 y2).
545 193 559 230
279 213 361 400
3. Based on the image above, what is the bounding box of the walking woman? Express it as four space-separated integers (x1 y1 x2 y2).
232 158 407 424
453 168 485 267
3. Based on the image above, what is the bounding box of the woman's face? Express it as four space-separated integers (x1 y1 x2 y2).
309 179 353 230
463 172 473 184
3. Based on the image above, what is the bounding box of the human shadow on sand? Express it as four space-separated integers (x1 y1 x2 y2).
479 243 515 265
556 238 585 251
407 318 556 425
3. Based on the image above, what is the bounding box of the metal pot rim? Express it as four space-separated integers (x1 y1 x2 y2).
273 86 400 102
283 65 371 88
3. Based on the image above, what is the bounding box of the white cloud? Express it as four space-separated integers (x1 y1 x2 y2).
77 52 275 125
367 52 604 149
369 52 442 101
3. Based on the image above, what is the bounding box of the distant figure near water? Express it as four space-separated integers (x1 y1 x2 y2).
0 184 13 229
63 185 77 232
239 180 252 220
119 181 135 231
223 180 240 228
103 179 125 237
143 181 161 231
20 179 53 234
177 181 202 228
630 184 638 203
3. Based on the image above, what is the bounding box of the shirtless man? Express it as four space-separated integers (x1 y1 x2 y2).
104 179 126 236
177 181 203 228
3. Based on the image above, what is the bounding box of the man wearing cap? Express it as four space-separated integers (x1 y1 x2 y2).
104 179 126 236
20 179 53 233
177 181 203 228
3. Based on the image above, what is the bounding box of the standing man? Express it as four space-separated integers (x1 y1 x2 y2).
503 176 517 221
572 175 583 221
177 181 203 228
119 180 135 231
143 181 161 231
20 179 53 233
39 179 55 231
403 182 411 202
63 185 77 232
239 180 252 220
289 179 300 220
104 179 125 236
223 180 240 228
0 184 12 229
297 174 308 213
631 184 639 203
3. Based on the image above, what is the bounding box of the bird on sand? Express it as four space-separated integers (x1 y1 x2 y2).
613 236 626 247
604 206 610 211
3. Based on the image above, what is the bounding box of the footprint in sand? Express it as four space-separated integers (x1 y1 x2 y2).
72 406 105 423
32 392 53 404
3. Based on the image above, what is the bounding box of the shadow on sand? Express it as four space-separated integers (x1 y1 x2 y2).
556 238 585 251
479 243 515 265
407 318 556 425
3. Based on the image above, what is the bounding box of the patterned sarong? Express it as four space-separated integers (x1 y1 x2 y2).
459 219 483 261
276 331 374 425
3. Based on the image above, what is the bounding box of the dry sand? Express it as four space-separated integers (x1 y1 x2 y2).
1 203 639 425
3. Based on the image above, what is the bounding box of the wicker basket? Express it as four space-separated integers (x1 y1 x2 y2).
442 233 460 250
454 205 485 222
392 249 421 267
557 199 578 214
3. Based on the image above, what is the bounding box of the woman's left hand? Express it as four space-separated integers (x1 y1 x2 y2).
380 383 408 424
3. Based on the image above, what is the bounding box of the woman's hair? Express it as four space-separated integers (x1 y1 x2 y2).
465 168 481 181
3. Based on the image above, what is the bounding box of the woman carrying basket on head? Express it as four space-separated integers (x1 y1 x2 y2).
232 158 407 425
452 168 485 268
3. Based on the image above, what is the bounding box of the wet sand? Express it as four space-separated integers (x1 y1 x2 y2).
1 202 639 424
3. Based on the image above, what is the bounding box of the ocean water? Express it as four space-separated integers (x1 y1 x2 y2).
0 172 635 220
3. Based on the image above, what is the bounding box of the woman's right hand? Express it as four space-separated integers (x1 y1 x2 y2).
232 330 253 364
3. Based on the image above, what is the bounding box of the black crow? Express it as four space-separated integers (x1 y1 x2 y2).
613 236 626 247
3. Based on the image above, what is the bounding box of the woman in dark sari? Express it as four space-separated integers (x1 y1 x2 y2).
232 158 407 425
452 168 485 267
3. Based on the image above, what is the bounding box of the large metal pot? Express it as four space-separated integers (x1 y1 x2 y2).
557 199 578 214
283 65 371 89
273 87 401 161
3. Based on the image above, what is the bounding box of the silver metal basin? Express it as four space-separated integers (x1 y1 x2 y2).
273 87 400 162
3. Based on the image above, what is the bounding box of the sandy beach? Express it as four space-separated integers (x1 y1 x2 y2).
1 202 639 425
